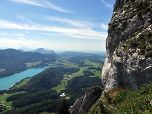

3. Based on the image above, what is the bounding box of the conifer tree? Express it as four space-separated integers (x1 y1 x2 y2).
56 98 69 114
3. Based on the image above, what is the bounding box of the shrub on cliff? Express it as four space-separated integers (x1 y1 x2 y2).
92 85 103 95
87 83 152 114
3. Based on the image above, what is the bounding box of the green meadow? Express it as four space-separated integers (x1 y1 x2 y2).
0 91 27 107
51 58 103 93
25 61 41 68
11 78 31 90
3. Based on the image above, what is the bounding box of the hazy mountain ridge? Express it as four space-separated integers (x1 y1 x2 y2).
32 48 55 54
0 49 53 59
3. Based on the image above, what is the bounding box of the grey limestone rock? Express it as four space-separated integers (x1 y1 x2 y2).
102 0 152 91
69 85 102 114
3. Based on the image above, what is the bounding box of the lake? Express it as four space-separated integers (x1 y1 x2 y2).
0 67 51 90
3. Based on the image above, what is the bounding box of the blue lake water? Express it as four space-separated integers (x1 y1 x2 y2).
0 67 50 90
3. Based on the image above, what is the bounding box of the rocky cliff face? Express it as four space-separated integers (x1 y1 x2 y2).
102 0 152 91
69 85 102 114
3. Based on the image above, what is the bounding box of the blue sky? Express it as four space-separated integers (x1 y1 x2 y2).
0 0 115 51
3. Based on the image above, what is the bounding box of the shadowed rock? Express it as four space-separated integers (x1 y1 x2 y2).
69 85 102 114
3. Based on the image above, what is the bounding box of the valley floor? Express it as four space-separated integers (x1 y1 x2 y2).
0 52 105 114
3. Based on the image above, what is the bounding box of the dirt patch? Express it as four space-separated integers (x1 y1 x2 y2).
107 87 125 99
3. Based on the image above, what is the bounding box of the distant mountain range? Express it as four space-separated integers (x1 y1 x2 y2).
20 46 31 51
19 47 55 54
32 48 55 54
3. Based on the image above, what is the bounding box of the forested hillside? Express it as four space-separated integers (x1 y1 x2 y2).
0 52 105 114
0 67 103 114
0 49 56 78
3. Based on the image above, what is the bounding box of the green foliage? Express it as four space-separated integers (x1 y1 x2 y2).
134 0 152 20
92 85 102 95
62 75 103 106
98 100 104 107
0 106 7 112
10 78 31 90
25 61 42 68
114 84 152 113
138 0 143 8
96 83 152 114
87 99 111 114
145 46 152 51
138 83 152 94
138 50 145 55
117 31 152 57
115 45 119 51
113 91 127 104
109 21 116 29
88 83 152 114
4 100 60 114
125 8 130 13
136 7 150 19
11 90 59 108
104 92 112 104
15 67 80 93
56 98 69 114
145 52 152 58
0 91 26 107
139 44 146 49
67 52 105 66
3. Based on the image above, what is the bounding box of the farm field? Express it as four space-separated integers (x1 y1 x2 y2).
11 78 31 90
25 61 42 68
50 57 103 93
0 91 27 107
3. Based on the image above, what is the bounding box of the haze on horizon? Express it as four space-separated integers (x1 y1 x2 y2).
0 0 115 51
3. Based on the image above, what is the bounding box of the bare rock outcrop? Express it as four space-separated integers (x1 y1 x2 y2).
102 0 152 91
69 85 102 114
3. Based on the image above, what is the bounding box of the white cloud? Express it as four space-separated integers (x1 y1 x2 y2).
101 23 108 30
0 38 41 49
40 15 86 27
44 0 70 13
18 37 25 40
101 0 112 8
0 19 107 40
15 33 25 37
44 42 105 51
0 33 9 35
17 15 33 23
0 37 106 51
9 0 70 13
0 32 25 37
38 33 61 36
10 0 44 7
